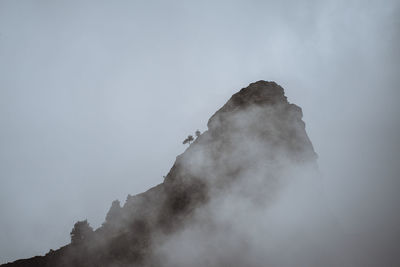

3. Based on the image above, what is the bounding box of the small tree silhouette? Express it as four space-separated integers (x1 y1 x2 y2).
70 220 94 245
195 130 201 138
183 135 194 145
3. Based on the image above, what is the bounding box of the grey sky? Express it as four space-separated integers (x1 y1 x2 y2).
0 0 399 263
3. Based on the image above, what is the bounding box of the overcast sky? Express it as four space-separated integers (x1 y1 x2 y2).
0 0 399 264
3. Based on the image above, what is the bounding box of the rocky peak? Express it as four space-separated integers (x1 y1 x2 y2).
207 81 287 129
2 81 318 267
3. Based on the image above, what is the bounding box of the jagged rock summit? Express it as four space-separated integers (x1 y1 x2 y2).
3 81 318 267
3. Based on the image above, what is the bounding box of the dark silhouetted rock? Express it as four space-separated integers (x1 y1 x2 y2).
2 81 319 267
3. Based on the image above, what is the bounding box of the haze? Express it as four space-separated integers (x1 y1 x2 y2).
0 0 399 264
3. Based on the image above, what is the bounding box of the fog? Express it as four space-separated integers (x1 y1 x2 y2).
0 0 399 264
147 97 336 266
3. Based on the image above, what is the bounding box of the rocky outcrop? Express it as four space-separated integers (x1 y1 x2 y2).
2 81 319 267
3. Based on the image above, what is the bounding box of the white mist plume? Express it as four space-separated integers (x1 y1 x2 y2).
148 86 349 267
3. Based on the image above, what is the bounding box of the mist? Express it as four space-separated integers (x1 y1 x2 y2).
0 0 399 265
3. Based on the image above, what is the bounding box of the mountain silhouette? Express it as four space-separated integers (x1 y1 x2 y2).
3 81 334 267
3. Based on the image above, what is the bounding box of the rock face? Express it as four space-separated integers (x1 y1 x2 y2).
2 81 321 267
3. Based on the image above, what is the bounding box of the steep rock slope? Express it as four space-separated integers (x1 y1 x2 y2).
3 81 322 267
